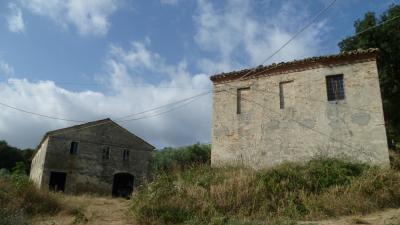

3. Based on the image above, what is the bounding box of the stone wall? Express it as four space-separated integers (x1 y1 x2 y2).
211 59 389 169
29 137 48 188
32 121 153 195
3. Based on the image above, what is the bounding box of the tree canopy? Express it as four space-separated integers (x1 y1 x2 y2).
0 140 34 174
338 4 400 148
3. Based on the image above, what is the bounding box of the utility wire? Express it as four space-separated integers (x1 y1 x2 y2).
219 1 400 86
115 91 211 120
117 92 210 123
0 101 85 123
246 87 382 114
229 0 337 82
49 91 211 136
0 90 210 126
221 88 358 151
350 14 400 37
0 79 211 90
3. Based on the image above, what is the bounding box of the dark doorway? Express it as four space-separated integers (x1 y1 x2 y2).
112 173 134 198
49 171 67 192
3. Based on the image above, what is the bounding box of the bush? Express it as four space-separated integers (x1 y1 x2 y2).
153 143 211 172
0 173 62 225
131 158 400 225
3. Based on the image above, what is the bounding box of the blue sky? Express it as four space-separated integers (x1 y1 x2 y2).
0 0 396 149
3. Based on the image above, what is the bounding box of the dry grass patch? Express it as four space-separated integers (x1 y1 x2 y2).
0 174 63 225
131 158 400 225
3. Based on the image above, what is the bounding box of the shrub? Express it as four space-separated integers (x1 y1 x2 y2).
131 158 400 225
0 173 62 225
153 143 211 172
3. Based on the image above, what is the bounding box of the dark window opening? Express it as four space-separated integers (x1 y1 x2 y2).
123 150 130 161
70 142 79 155
237 87 250 114
49 171 67 192
279 81 293 109
326 74 345 101
103 147 110 160
112 173 134 198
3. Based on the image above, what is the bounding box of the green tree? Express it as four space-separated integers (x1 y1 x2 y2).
0 140 34 174
338 4 400 148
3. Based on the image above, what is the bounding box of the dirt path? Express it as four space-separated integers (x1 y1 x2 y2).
31 194 400 225
299 208 400 225
30 195 135 225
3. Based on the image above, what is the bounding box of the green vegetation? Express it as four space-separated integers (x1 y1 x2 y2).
0 171 62 225
339 4 400 147
153 143 211 172
131 148 400 225
0 140 34 174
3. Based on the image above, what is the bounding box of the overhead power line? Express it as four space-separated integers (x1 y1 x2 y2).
46 91 211 136
0 91 211 126
0 79 211 90
247 87 382 114
351 14 400 37
221 88 357 151
117 92 211 123
234 0 337 81
0 102 85 123
116 91 211 120
224 3 399 85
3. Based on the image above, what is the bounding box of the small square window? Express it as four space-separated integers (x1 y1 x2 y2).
70 142 79 155
326 74 345 101
102 147 110 160
123 150 130 161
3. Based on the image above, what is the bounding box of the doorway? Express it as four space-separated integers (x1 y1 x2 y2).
49 171 67 192
112 173 134 198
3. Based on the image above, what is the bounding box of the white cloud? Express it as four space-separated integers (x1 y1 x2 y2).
0 41 212 149
194 0 328 74
0 60 15 77
20 0 119 36
7 3 25 33
160 0 178 5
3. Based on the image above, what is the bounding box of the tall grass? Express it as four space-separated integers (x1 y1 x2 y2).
131 158 400 225
0 173 62 225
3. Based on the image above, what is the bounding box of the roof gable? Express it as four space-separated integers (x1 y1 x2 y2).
34 118 155 155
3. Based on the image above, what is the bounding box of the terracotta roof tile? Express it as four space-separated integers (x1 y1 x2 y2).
210 48 379 83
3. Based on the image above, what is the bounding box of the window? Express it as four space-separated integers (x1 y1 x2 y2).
102 147 110 160
237 87 250 114
123 150 130 161
279 81 294 109
326 74 345 101
69 142 79 155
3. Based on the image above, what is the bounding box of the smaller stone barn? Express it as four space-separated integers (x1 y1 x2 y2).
30 118 154 197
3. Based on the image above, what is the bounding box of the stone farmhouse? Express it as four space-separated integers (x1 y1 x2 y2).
30 119 154 197
210 49 389 169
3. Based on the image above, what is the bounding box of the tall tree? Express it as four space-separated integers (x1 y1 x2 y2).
339 4 400 148
0 140 34 174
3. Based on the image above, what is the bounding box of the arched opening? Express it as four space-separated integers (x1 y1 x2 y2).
112 173 134 198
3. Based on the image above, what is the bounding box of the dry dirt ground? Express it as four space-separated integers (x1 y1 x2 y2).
29 195 135 225
30 195 400 225
299 208 400 225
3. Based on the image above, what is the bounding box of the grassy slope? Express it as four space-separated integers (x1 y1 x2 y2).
131 151 400 225
0 174 62 225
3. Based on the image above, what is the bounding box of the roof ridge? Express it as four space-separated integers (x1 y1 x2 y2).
47 118 112 135
210 48 379 82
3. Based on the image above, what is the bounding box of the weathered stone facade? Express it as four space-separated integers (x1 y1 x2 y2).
210 49 389 169
30 119 154 196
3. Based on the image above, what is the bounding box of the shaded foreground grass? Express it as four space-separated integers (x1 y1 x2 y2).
0 174 63 225
131 158 400 225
